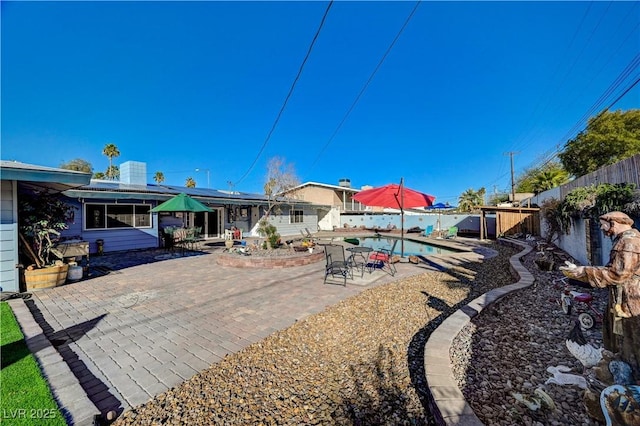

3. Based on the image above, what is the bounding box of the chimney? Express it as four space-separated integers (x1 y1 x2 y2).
120 161 147 187
338 178 351 188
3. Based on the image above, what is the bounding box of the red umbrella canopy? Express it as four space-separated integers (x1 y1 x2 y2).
353 183 435 209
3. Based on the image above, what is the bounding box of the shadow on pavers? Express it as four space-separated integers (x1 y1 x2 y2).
25 300 123 424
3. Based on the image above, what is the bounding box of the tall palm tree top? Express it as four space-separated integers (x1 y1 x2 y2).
154 171 165 184
103 143 121 180
102 143 120 158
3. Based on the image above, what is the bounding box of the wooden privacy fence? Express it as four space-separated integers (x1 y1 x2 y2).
496 210 540 236
480 206 540 239
560 154 640 197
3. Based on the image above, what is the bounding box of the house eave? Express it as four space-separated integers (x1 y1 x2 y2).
1 160 92 192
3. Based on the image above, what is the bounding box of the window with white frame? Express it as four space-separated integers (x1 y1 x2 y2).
85 203 152 230
289 209 304 224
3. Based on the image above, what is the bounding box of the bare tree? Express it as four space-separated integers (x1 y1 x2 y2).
255 157 301 248
263 156 300 217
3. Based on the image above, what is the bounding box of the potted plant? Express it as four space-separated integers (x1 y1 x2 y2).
301 238 316 252
18 190 77 290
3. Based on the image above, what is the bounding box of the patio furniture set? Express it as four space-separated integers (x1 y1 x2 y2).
423 225 458 239
163 226 204 253
322 243 396 286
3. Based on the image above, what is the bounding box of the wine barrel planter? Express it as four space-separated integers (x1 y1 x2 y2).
24 264 69 290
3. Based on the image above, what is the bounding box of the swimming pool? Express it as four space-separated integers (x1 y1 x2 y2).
356 236 457 256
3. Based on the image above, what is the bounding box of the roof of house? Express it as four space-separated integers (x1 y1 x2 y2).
1 160 313 206
64 180 311 206
1 160 92 191
286 181 361 193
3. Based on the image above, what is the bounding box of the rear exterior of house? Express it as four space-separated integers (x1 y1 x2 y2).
1 160 319 292
0 161 92 292
61 161 319 254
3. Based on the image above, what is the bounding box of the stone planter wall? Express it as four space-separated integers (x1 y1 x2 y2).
216 251 324 269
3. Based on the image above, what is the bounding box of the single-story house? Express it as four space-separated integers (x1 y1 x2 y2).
1 160 318 292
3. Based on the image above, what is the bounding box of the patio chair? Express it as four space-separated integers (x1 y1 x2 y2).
323 244 352 286
366 240 397 276
445 226 458 239
303 228 317 242
185 226 203 250
172 228 189 254
423 225 434 237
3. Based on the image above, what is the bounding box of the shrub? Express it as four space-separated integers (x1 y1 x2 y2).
18 191 76 268
557 183 638 234
257 219 280 249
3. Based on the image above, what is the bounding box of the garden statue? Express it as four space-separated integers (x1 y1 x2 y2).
562 211 640 382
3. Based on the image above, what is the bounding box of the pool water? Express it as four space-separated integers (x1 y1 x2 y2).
357 237 456 256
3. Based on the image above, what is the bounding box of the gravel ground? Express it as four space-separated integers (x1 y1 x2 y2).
112 239 606 425
451 240 607 426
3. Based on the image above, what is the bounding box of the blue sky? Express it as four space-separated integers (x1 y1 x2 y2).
2 1 639 205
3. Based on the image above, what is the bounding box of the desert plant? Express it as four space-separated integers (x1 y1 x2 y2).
257 219 280 249
18 191 76 268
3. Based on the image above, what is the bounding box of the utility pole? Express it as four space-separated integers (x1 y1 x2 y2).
195 168 210 188
504 151 519 204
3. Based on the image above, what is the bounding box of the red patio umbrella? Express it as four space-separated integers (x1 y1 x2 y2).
353 178 435 257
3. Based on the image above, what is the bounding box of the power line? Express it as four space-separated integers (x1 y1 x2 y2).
526 59 640 173
606 73 640 109
308 0 422 171
481 50 639 195
510 3 638 157
508 2 594 155
551 55 639 155
233 1 334 186
515 51 640 176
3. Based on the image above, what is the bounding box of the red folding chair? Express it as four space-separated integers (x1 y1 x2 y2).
367 246 396 276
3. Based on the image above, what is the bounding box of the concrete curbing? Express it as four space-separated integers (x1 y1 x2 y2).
423 237 533 425
8 298 101 426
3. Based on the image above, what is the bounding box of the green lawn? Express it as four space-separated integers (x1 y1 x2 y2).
1 302 66 425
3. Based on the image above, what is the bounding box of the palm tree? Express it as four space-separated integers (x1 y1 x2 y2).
106 165 119 180
532 168 570 194
185 177 196 188
154 171 165 185
102 143 120 180
458 188 484 212
93 172 106 179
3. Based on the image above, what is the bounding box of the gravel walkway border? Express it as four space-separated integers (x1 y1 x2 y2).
424 237 534 425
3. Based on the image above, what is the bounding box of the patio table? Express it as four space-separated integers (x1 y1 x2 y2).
346 246 372 278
